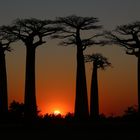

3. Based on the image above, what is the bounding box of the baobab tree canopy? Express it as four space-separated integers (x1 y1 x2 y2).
52 15 103 49
1 18 61 48
85 53 111 69
105 21 140 57
55 15 101 29
0 28 16 52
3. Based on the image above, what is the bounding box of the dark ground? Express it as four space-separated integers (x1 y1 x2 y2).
0 119 140 140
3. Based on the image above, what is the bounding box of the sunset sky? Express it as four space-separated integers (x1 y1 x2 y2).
0 0 140 116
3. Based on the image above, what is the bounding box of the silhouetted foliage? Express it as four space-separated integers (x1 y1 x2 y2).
85 53 111 69
52 15 104 120
124 106 137 115
0 28 16 115
43 113 64 125
85 53 111 120
1 18 61 119
64 112 74 122
105 21 140 113
122 106 139 121
9 100 24 119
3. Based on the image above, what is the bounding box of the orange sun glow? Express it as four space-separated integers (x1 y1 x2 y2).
54 110 61 115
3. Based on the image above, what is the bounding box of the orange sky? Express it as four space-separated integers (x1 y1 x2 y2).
6 41 137 116
0 0 139 117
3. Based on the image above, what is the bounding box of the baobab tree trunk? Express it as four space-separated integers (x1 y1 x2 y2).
138 56 140 114
0 52 8 115
90 62 99 120
74 47 89 120
24 46 37 119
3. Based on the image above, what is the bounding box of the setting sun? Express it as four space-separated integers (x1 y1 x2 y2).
54 110 61 115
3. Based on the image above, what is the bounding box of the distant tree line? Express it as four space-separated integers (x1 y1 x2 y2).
0 15 139 121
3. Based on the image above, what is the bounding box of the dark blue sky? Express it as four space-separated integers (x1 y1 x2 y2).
0 0 140 29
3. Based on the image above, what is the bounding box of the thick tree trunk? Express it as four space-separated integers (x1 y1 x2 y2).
74 47 89 120
138 57 140 113
0 51 8 115
90 62 99 120
24 47 37 119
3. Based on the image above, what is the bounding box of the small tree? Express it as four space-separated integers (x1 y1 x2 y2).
85 53 111 120
9 100 24 118
105 21 140 113
53 15 103 120
0 29 15 115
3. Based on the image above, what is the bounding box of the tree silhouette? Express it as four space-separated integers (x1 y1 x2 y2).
105 21 140 114
85 53 111 120
1 18 60 119
52 15 102 120
9 100 24 119
0 29 15 115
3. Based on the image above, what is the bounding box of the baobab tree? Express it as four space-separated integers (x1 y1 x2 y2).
85 53 111 120
105 21 140 114
1 18 60 119
52 15 102 120
0 29 15 115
